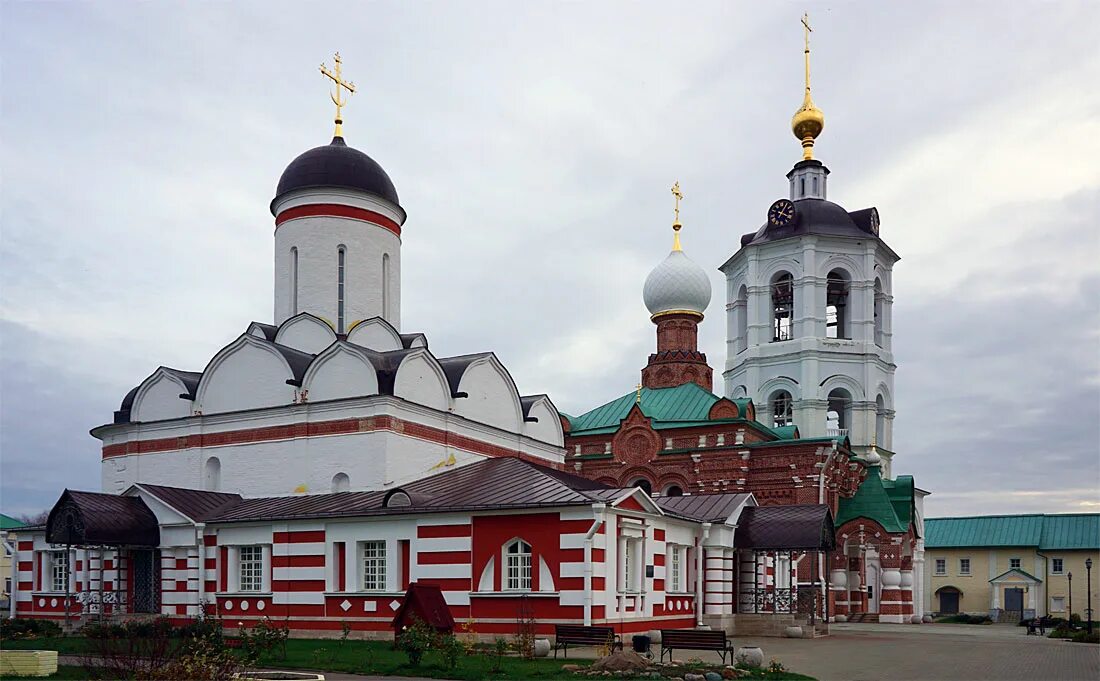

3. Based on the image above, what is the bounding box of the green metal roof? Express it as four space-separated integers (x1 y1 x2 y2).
1038 514 1100 550
0 513 26 530
834 466 909 534
770 425 800 440
924 514 1099 550
884 475 916 533
568 383 724 434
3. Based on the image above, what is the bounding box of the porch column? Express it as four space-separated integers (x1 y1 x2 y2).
879 549 905 623
830 553 849 620
912 553 926 621
704 547 725 616
899 566 914 622
992 585 999 610
848 557 863 614
737 552 757 614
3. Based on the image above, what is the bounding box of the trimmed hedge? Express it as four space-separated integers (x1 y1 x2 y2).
0 618 63 640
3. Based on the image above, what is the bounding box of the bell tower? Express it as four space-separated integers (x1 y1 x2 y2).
720 16 900 473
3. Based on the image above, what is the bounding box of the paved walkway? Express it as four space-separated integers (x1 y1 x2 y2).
59 624 1100 680
688 623 1098 681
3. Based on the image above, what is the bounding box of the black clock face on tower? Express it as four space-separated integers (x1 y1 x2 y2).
768 199 797 228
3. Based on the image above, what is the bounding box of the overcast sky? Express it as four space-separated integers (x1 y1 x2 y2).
2 1 1098 520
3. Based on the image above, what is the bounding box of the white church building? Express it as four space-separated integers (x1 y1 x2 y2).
12 106 836 637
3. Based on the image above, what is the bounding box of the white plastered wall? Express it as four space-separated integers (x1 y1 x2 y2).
275 314 336 355
196 338 297 415
132 371 192 422
274 212 401 332
454 359 522 433
346 318 403 351
303 344 379 403
522 398 565 447
393 353 451 412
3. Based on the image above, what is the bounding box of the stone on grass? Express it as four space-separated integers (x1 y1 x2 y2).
562 664 581 672
704 672 723 681
736 646 764 668
589 650 651 673
684 674 706 681
534 638 552 657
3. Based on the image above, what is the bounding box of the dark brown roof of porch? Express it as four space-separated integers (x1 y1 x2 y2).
734 504 836 551
46 490 159 547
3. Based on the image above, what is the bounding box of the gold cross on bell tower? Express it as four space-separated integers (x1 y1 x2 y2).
670 181 684 251
320 52 356 138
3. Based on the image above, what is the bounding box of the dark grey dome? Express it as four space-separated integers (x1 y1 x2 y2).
272 137 400 212
740 198 878 248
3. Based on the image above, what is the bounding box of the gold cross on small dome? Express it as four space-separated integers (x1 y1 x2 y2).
320 52 356 138
670 181 684 251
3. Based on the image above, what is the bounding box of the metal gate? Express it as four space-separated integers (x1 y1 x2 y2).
131 549 161 614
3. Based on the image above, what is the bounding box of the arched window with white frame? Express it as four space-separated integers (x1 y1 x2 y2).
290 247 299 315
735 284 748 353
826 388 852 436
332 472 350 493
874 277 885 346
770 390 794 428
382 253 391 321
875 394 886 445
505 539 532 591
204 457 221 491
337 245 347 333
826 269 850 339
771 272 795 342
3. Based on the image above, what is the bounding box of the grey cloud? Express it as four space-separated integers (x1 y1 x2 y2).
2 1 1098 516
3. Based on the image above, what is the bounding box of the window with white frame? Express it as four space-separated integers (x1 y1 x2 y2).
935 558 946 576
238 546 264 592
1051 596 1065 612
1009 557 1021 570
623 540 635 591
505 540 532 591
1052 558 1064 574
669 546 683 592
361 541 387 591
959 558 971 576
51 551 70 592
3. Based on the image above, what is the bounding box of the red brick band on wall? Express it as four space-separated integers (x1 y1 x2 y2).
417 524 472 539
102 414 558 469
274 204 401 236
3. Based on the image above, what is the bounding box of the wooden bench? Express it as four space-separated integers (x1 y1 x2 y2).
659 628 736 665
552 624 622 658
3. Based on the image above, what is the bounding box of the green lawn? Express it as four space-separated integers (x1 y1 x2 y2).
1 638 92 655
1 637 815 680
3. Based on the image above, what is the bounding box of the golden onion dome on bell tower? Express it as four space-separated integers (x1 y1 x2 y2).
791 13 825 161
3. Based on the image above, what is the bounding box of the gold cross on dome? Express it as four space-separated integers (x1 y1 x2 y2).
635 383 643 404
671 181 684 225
801 13 813 94
320 52 356 137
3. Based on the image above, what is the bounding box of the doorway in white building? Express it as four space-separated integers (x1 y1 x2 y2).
866 564 880 613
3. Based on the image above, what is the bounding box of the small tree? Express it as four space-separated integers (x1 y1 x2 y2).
512 594 537 659
396 619 435 666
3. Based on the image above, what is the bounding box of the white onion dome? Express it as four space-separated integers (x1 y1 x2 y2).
643 232 712 320
863 445 883 467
